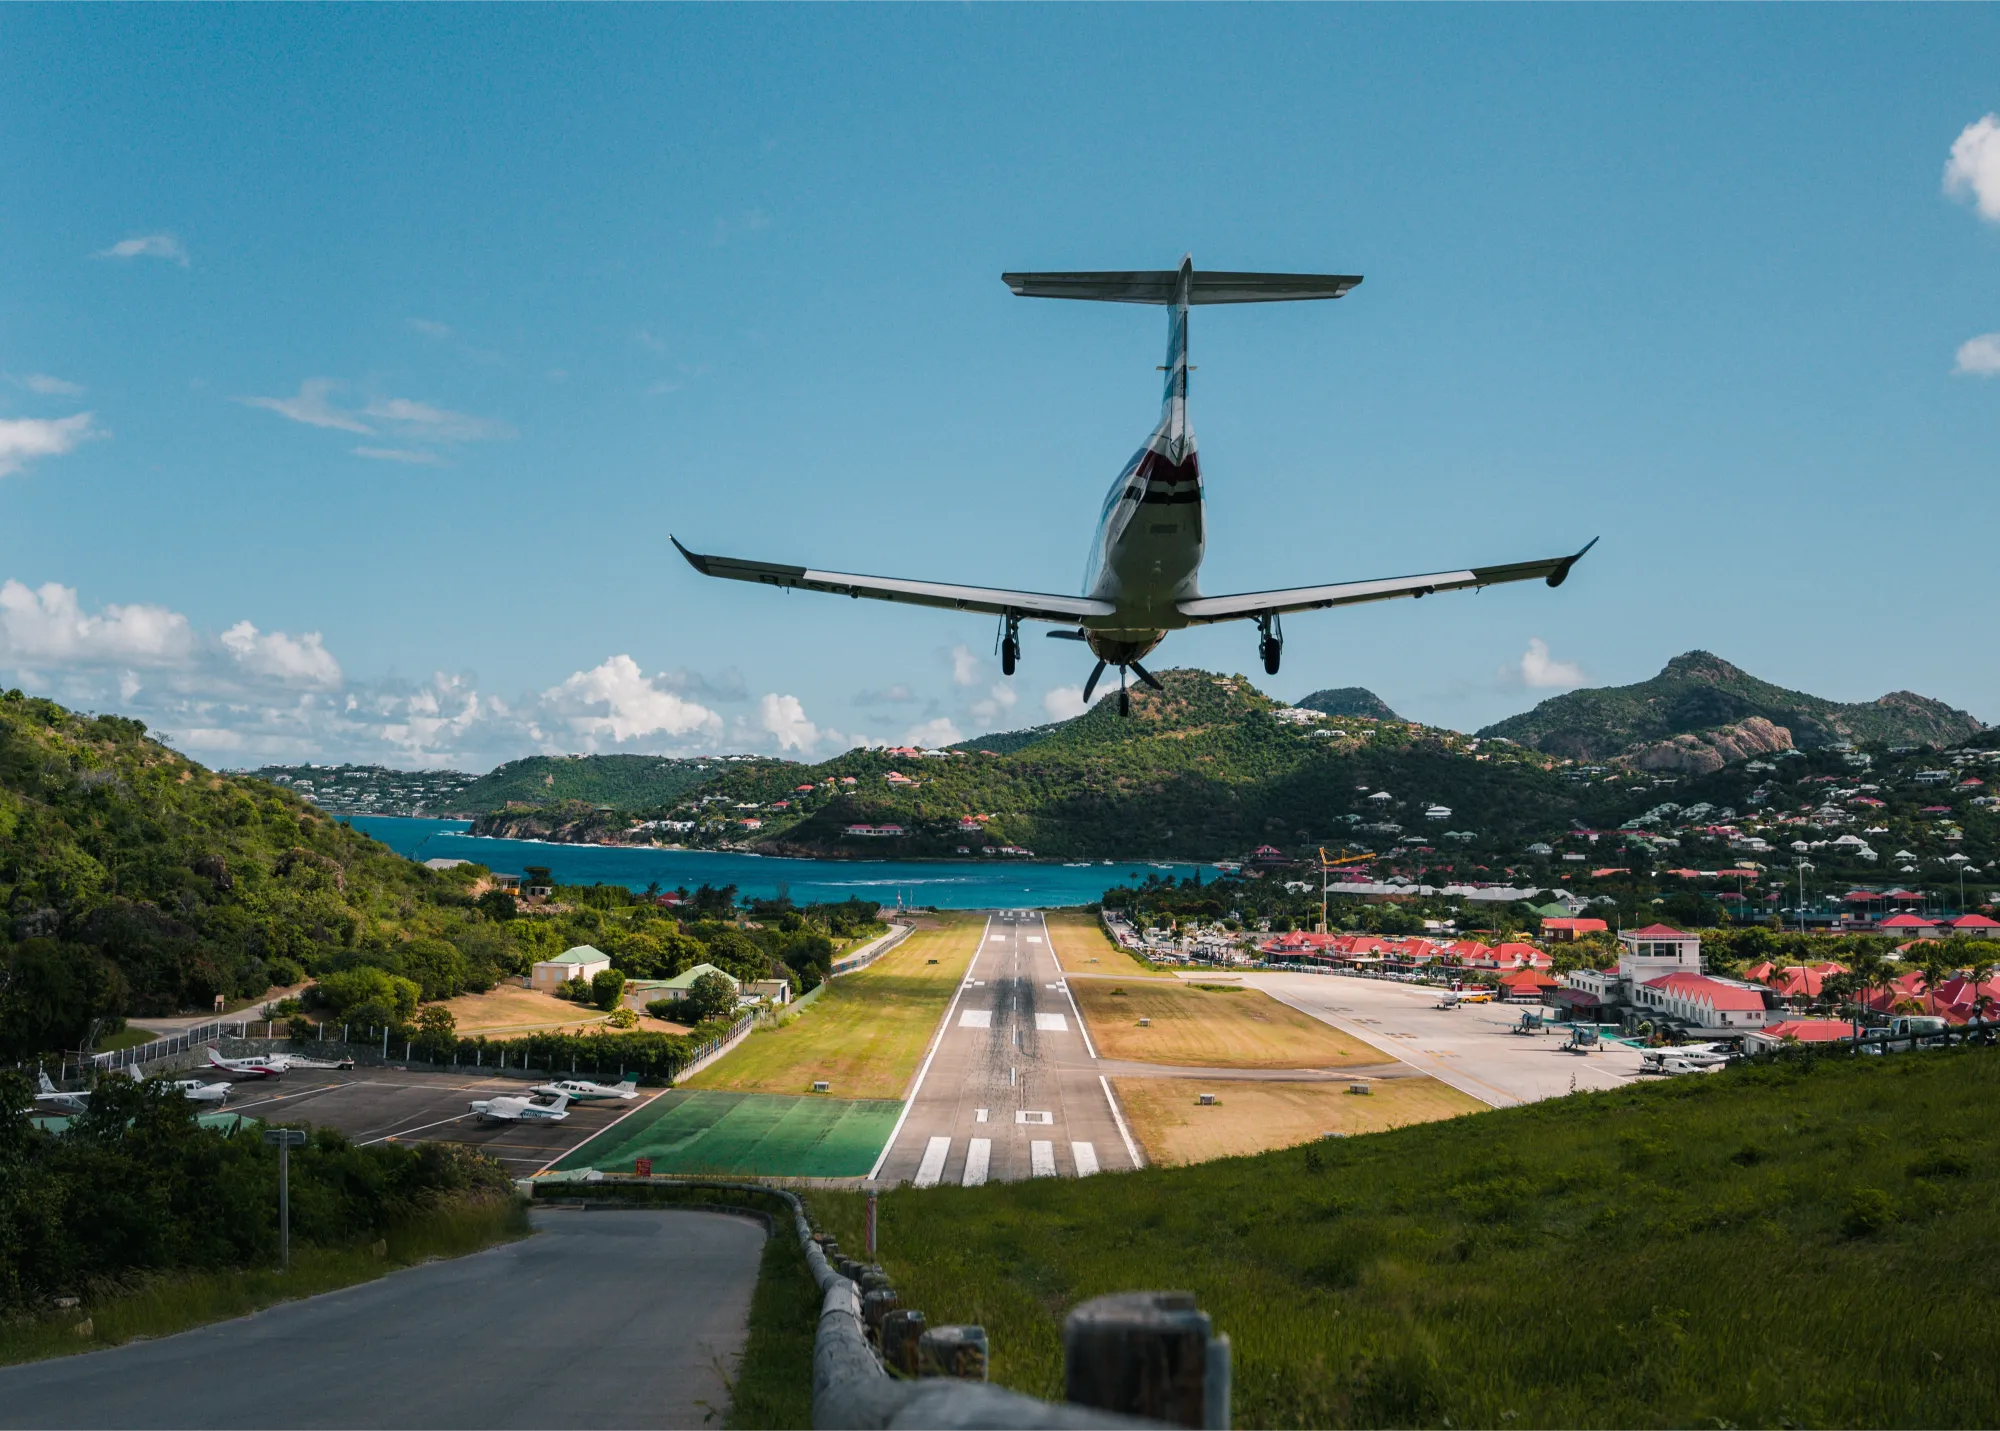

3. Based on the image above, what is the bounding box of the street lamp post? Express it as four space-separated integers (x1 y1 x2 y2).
263 1128 307 1270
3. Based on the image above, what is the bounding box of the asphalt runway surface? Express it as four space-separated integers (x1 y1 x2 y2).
0 1209 763 1429
873 911 1143 1185
214 1068 655 1174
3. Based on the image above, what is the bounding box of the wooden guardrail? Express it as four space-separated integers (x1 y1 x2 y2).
535 1177 1231 1429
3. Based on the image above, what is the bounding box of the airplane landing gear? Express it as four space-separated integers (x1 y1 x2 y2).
998 614 1020 676
1257 612 1283 676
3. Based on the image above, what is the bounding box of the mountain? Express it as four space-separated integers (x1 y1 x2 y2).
1295 687 1403 722
604 668 1638 861
441 753 754 815
1478 651 1984 763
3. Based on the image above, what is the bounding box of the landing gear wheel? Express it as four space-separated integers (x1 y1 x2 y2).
1119 688 1131 717
1001 636 1019 676
1257 613 1283 676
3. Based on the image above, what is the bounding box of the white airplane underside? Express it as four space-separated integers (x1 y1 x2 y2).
675 257 1595 715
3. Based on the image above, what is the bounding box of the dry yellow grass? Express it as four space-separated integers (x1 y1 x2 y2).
1043 909 1168 978
1110 1076 1483 1165
1074 979 1374 1068
434 985 631 1037
682 915 981 1099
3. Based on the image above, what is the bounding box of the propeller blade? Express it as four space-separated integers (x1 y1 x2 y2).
1129 660 1164 692
1081 660 1108 704
1046 629 1090 641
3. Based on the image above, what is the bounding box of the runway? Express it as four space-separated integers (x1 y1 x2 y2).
871 912 1142 1185
0 1210 763 1429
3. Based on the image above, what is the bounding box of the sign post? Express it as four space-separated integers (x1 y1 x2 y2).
866 1189 878 1258
634 1157 653 1178
263 1128 308 1270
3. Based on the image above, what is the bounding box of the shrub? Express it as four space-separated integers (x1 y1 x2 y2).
605 1007 638 1029
314 967 419 1022
644 998 685 1022
590 968 626 1011
681 971 739 1024
560 977 590 1002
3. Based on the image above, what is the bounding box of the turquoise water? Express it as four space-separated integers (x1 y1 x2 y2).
342 815 1196 909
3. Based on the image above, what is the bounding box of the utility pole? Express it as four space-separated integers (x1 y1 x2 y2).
264 1128 307 1270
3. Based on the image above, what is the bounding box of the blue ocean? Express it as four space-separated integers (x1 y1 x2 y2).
342 816 1198 910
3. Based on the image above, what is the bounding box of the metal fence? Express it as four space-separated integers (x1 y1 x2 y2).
83 1017 263 1079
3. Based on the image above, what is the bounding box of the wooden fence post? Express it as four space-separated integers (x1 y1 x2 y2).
1064 1290 1228 1429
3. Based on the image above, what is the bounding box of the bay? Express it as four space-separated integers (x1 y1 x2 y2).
342 816 1200 910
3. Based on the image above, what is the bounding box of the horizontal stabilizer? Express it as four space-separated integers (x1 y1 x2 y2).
1003 270 1362 305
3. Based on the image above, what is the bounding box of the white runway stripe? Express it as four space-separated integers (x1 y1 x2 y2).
1035 1012 1068 1033
959 1009 992 1029
1071 1141 1101 1176
1030 1140 1056 1177
963 1138 991 1186
914 1136 951 1188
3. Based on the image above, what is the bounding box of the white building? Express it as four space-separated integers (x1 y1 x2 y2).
531 944 612 993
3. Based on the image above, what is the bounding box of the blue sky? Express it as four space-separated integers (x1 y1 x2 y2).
5 6 2000 769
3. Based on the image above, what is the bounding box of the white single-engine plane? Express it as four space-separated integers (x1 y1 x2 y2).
205 1046 356 1079
36 1071 90 1114
530 1077 640 1102
469 1092 571 1124
675 257 1595 715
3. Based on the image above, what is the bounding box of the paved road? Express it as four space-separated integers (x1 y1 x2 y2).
873 912 1142 1185
0 1210 763 1429
1212 971 1648 1105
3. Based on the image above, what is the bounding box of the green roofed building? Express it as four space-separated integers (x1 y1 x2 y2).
531 943 612 993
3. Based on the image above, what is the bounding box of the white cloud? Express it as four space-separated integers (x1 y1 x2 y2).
1043 685 1090 721
220 620 342 687
1944 114 2000 222
17 374 84 397
0 579 194 666
238 379 372 433
1512 638 1587 690
950 644 982 686
1953 333 2000 376
854 683 917 706
968 681 1020 726
541 655 724 747
757 693 822 752
96 233 189 266
361 397 513 442
353 446 447 466
0 412 99 477
902 716 963 748
176 727 245 752
407 318 453 340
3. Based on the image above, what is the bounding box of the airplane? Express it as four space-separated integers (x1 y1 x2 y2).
469 1092 571 1124
529 1077 640 1102
205 1046 355 1080
1639 1044 1731 1076
673 257 1596 716
163 1077 232 1105
36 1071 90 1114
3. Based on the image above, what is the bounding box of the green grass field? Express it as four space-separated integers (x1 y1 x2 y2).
809 1048 2000 1428
685 916 980 1100
1043 909 1166 978
550 1089 902 1178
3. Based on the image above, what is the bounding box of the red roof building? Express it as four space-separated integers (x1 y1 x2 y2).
1633 971 1772 1029
1747 1018 1855 1051
1945 913 2000 937
1541 916 1609 941
1877 913 1939 937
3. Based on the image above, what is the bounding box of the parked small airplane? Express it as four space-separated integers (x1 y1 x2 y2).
530 1078 640 1102
36 1071 89 1114
1640 1044 1731 1076
205 1046 355 1079
469 1092 571 1124
675 256 1595 715
164 1077 232 1104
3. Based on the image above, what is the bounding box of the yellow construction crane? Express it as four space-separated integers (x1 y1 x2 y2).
1316 847 1373 933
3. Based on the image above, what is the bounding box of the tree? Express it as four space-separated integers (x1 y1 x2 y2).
476 889 518 922
590 968 626 1012
681 971 739 1023
561 976 590 1002
413 1004 457 1062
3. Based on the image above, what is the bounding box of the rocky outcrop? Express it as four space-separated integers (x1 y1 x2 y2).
1616 717 1794 776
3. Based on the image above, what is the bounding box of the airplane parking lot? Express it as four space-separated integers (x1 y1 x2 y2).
214 1068 655 1174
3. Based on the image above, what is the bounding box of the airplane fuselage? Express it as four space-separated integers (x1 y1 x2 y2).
1081 285 1204 665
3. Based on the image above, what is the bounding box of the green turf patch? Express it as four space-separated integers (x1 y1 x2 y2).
551 1090 903 1177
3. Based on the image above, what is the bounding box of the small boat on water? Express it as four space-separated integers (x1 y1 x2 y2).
1063 861 1091 867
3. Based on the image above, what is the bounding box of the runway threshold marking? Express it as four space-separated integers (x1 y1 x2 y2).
963 1138 991 1186
913 1136 951 1188
1035 1012 1068 1033
866 914 990 1181
1072 1141 1100 1176
959 1009 993 1029
1030 1140 1056 1177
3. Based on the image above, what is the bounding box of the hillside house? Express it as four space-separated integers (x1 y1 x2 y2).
623 963 744 1013
531 944 612 994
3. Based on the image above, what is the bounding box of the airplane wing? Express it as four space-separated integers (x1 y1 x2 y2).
673 538 1114 624
1176 539 1597 625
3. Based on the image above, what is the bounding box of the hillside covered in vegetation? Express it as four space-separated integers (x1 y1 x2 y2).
1481 650 1983 762
1296 686 1403 721
440 753 736 816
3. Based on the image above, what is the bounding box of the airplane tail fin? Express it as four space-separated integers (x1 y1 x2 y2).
39 1071 57 1095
